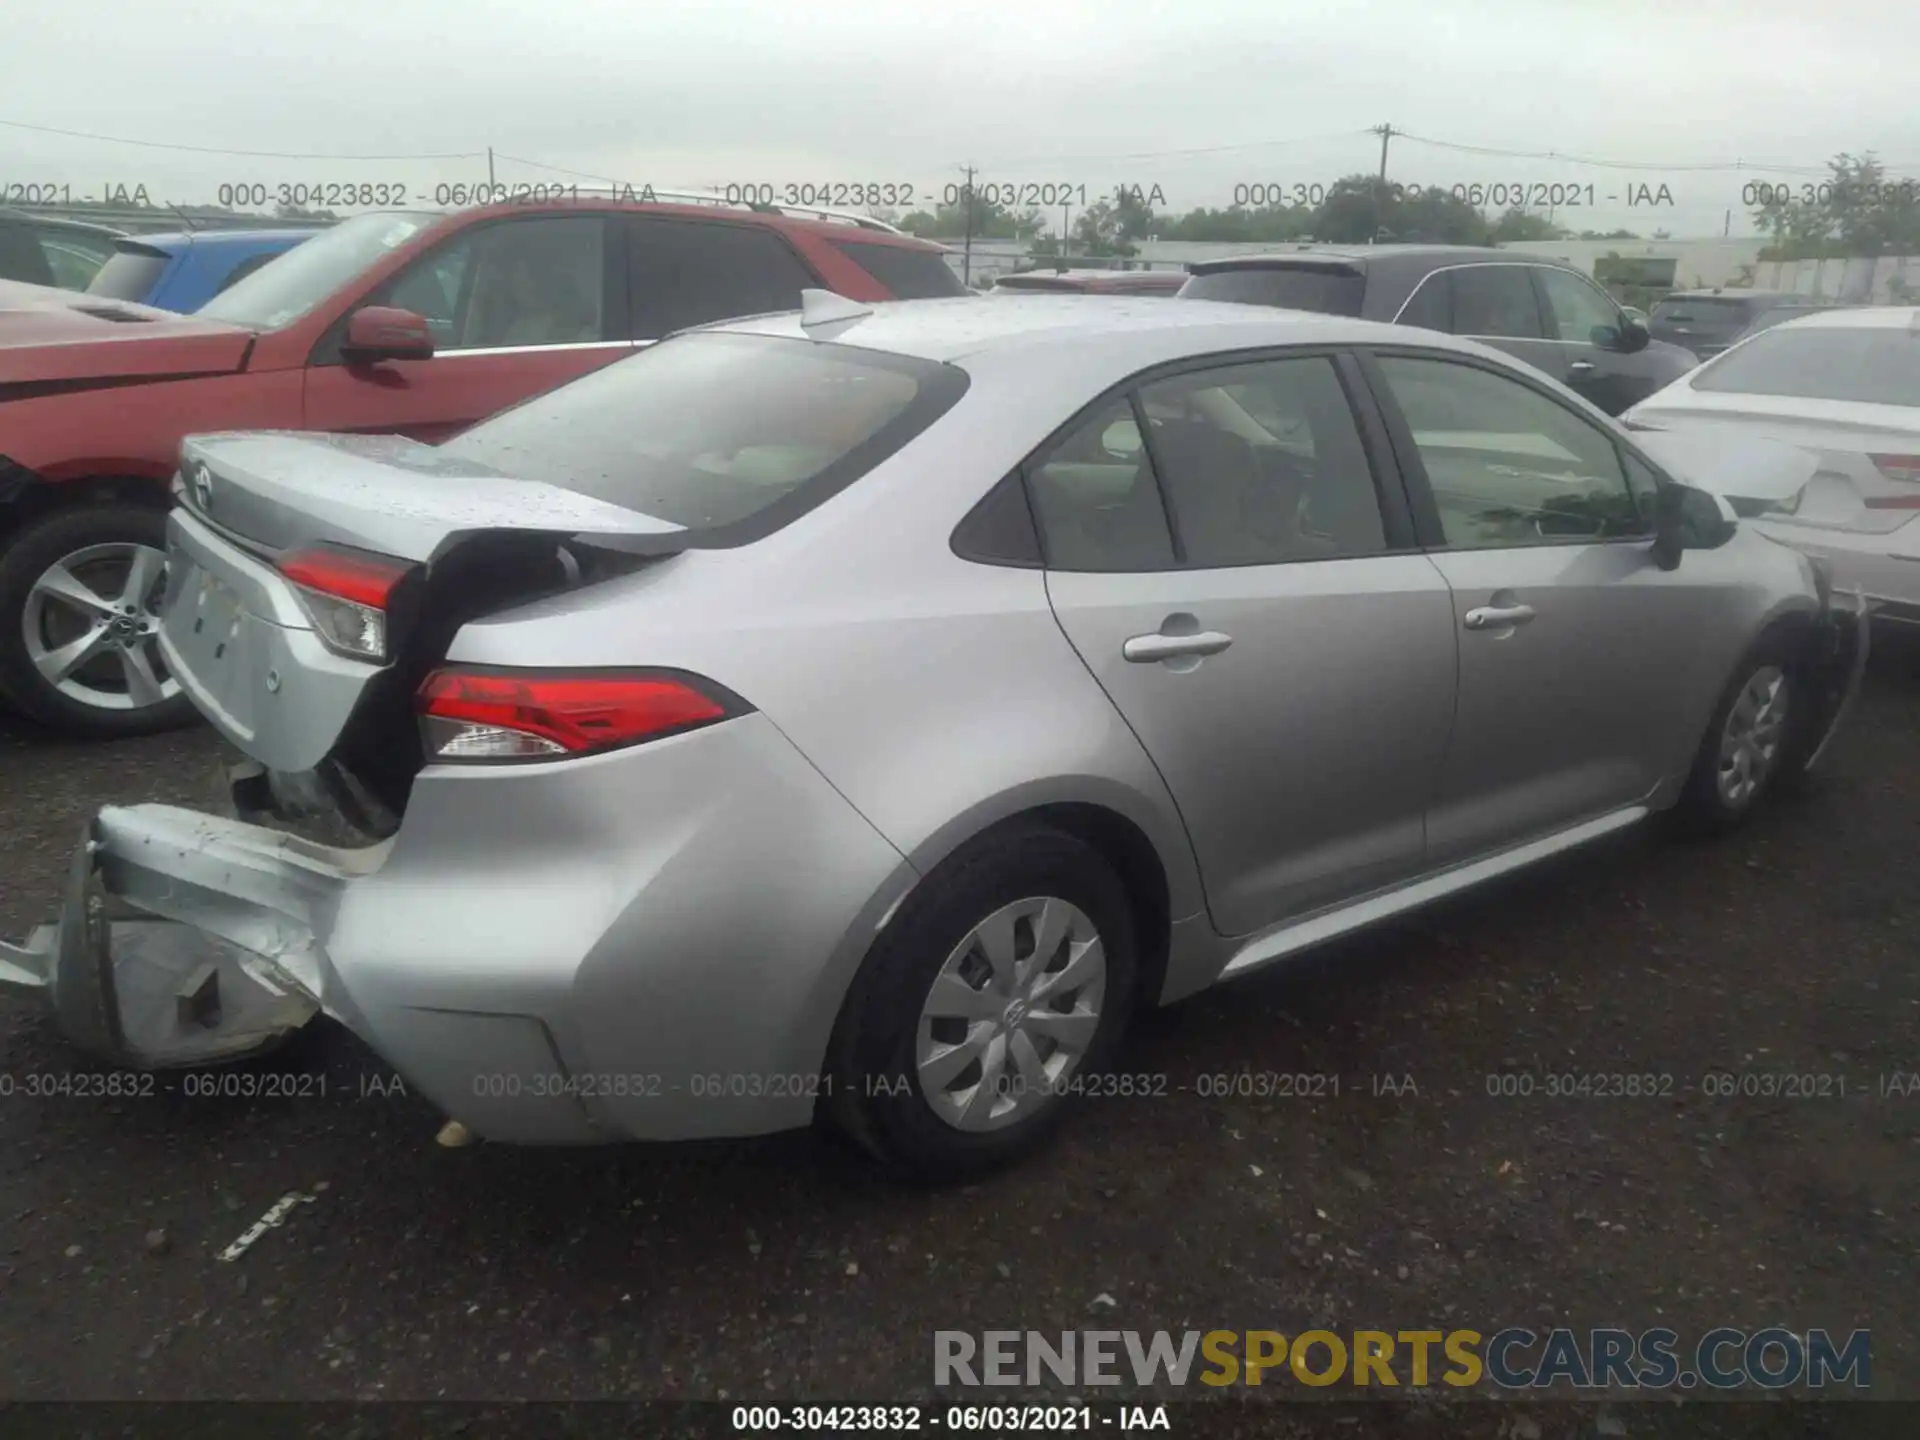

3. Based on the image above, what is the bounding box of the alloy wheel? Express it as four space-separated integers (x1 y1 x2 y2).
20 542 179 713
1717 665 1790 809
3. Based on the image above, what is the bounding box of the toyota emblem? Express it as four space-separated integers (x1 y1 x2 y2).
191 463 214 513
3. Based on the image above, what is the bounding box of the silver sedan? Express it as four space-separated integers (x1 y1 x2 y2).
2 293 1868 1177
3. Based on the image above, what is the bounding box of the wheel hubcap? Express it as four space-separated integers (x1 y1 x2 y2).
916 896 1106 1133
1717 665 1789 808
21 541 179 712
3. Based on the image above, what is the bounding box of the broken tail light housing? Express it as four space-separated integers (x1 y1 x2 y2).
277 545 416 662
1868 454 1920 488
416 667 749 763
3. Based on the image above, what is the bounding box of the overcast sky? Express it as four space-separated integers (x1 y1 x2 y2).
8 0 1919 237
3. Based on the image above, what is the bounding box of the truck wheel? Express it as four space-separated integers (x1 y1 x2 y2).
0 506 198 738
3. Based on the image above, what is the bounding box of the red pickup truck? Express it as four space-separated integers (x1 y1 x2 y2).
0 196 962 737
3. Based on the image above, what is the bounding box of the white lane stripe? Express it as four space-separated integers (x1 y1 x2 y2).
216 1191 316 1262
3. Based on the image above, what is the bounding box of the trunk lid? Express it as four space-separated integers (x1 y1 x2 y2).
1628 401 1920 534
160 432 686 785
0 280 255 386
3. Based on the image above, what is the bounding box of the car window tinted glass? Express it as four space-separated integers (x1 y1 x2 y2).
1448 266 1545 339
1026 398 1177 571
0 223 54 285
1137 358 1385 565
40 232 116 289
831 239 967 298
442 332 965 535
199 211 436 329
382 244 472 342
1650 297 1755 325
1378 356 1642 546
1535 267 1618 342
1178 267 1365 316
463 217 607 347
1397 273 1450 330
210 251 282 298
1622 451 1664 528
85 246 170 301
1689 326 1920 407
629 219 818 338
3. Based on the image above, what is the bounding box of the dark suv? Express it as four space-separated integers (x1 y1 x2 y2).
1647 289 1842 360
1179 246 1698 415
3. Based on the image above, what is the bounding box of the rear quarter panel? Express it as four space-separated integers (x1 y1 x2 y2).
440 357 1208 922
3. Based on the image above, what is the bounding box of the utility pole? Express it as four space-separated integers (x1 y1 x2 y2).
1370 123 1395 245
960 165 976 286
487 147 496 191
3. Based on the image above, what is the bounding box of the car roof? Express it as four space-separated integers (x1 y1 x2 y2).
1758 305 1920 332
0 208 124 239
1659 289 1819 302
121 229 318 249
706 293 1484 366
403 197 948 252
1188 244 1536 274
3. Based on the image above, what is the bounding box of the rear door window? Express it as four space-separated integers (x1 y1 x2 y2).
1396 272 1451 331
440 332 969 542
830 238 967 298
1448 266 1546 339
1179 265 1366 316
627 218 821 338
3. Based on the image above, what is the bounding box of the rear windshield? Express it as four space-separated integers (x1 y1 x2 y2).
831 238 967 298
441 332 970 542
1650 297 1760 326
1690 326 1920 407
85 244 172 302
1179 265 1365 316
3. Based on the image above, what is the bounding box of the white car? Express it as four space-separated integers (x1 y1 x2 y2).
1623 307 1920 621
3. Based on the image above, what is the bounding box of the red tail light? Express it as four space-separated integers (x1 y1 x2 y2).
1869 454 1920 486
416 667 745 762
277 545 416 662
278 546 413 608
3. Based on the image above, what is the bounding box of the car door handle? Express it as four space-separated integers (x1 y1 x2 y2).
1123 630 1234 662
1567 360 1597 376
1463 604 1536 630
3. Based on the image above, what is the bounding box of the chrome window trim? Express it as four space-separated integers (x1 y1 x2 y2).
430 339 642 359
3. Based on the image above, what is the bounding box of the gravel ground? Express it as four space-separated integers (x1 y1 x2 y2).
0 641 1916 1437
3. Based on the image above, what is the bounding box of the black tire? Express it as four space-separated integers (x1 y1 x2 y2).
0 504 198 739
822 823 1139 1181
1669 636 1808 836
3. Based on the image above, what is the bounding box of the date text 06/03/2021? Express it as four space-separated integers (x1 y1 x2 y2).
728 1403 1172 1432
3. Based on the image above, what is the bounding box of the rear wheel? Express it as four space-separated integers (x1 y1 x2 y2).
1671 643 1806 834
823 824 1138 1180
0 505 196 738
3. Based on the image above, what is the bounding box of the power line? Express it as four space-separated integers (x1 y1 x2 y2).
1392 129 1920 176
978 129 1376 168
0 115 482 161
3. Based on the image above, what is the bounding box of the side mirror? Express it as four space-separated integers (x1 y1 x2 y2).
1612 313 1652 353
343 306 434 364
1650 482 1735 569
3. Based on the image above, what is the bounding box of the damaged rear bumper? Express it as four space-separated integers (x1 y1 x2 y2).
0 801 606 1142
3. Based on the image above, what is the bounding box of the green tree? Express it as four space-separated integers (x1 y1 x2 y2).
1072 200 1136 258
1489 207 1567 243
899 190 1042 241
1752 151 1920 259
